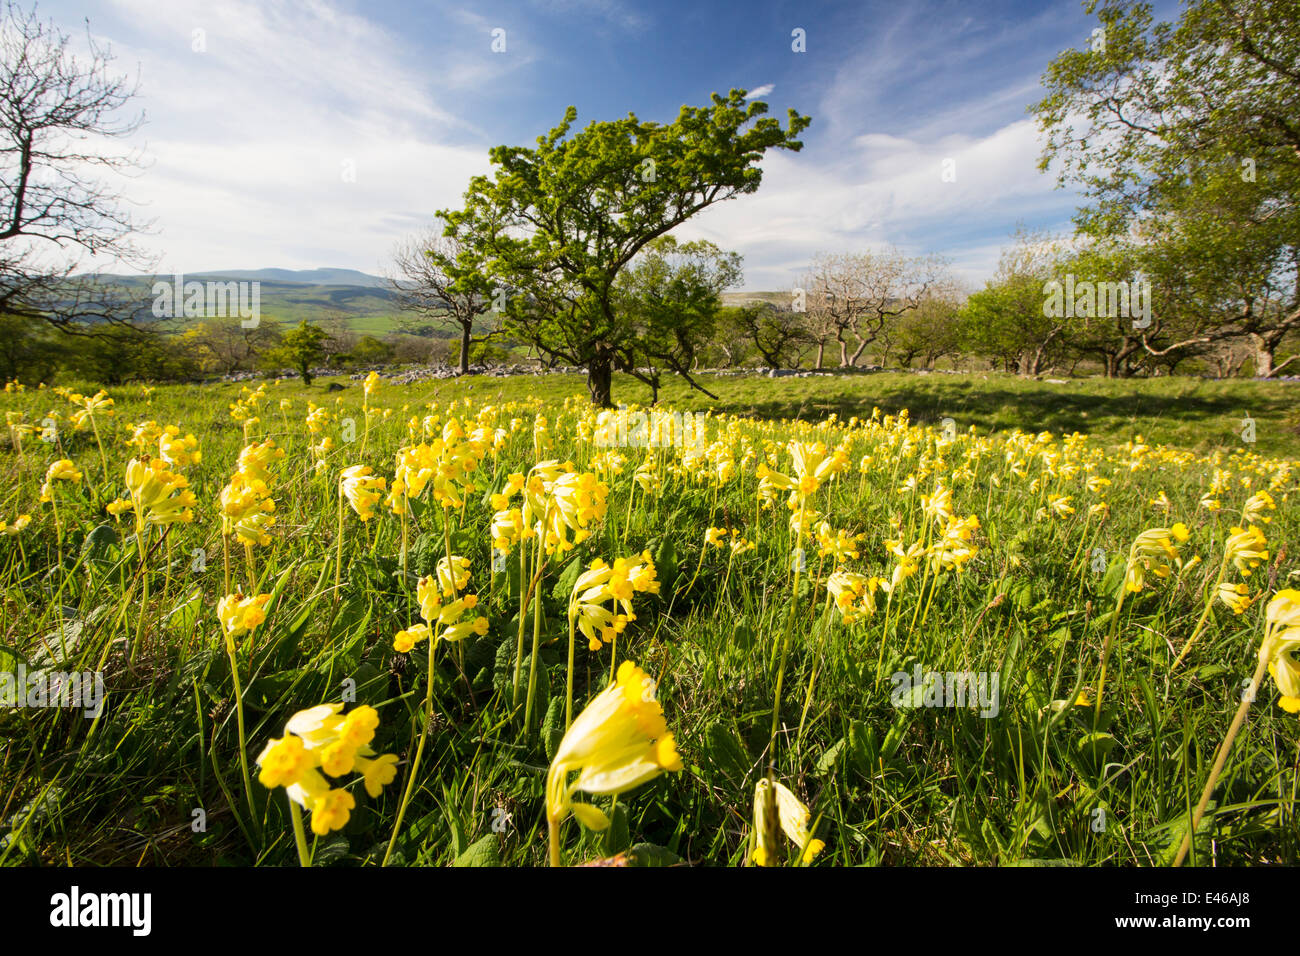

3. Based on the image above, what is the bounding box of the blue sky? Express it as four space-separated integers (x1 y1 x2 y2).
39 0 1160 289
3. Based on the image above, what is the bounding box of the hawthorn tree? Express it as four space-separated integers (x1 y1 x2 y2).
440 90 810 406
612 235 742 401
1033 0 1300 375
387 223 500 375
0 1 152 334
265 321 330 385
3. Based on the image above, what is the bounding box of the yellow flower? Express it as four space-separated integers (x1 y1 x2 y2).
340 465 386 521
1123 523 1189 593
546 660 682 831
2 514 32 535
236 438 285 485
826 570 881 623
1218 582 1253 615
40 459 82 502
435 555 471 596
1224 525 1268 577
394 623 432 653
1242 490 1275 525
220 472 276 545
752 778 825 866
159 429 201 468
416 574 443 623
256 702 396 836
1262 591 1300 714
217 592 272 646
125 457 198 530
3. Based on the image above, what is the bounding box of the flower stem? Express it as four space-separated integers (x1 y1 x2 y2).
1095 587 1127 726
1173 651 1269 866
288 798 312 866
226 638 259 836
1173 557 1228 670
383 631 438 866
548 815 561 867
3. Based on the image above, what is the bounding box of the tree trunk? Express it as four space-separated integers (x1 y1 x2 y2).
848 337 869 366
587 352 614 407
814 340 825 369
1250 332 1276 377
458 321 472 375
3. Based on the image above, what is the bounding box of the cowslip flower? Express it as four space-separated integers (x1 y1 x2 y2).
752 778 825 866
435 555 471 596
2 514 31 535
545 661 682 863
1242 490 1275 525
1264 599 1300 712
826 569 881 624
1218 582 1254 615
340 465 386 521
217 592 272 648
159 428 201 468
257 703 398 839
1224 525 1268 577
220 473 276 546
40 459 82 503
1124 523 1190 593
124 457 198 531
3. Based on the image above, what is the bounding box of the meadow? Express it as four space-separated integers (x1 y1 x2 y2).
1 369 1298 867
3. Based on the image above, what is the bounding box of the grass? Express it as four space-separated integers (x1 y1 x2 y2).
0 369 1297 867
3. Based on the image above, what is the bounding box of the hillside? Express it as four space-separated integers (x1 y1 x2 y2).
75 271 789 334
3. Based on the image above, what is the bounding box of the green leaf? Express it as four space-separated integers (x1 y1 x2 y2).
625 842 683 867
453 834 500 867
542 695 565 763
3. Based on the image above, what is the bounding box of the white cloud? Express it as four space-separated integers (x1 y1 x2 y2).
744 84 775 99
675 118 1077 289
73 0 522 273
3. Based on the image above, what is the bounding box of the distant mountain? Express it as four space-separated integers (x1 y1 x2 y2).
75 269 404 333
182 267 390 287
87 267 389 288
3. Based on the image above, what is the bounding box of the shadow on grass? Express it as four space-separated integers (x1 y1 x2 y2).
706 378 1300 453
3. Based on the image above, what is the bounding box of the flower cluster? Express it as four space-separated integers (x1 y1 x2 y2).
256 703 398 836
568 552 660 651
546 660 682 834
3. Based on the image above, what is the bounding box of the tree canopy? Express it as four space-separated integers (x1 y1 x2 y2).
440 90 810 405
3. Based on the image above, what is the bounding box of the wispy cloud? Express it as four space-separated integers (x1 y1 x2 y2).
43 0 1093 287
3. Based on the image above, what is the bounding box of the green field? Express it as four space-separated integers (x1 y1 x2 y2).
1 371 1297 866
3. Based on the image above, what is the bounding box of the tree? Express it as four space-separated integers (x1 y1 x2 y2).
387 224 500 375
441 90 810 406
0 1 154 335
960 230 1070 376
892 284 966 369
185 316 282 375
1033 0 1300 375
801 250 944 367
727 301 811 368
1053 242 1152 378
612 235 742 401
265 321 330 385
343 335 394 367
